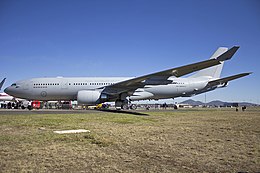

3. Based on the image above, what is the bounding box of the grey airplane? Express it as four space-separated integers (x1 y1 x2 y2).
4 46 251 109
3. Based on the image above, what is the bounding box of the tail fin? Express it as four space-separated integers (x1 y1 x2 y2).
189 47 228 78
0 78 6 90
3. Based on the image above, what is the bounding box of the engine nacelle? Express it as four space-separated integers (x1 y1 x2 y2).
77 90 101 105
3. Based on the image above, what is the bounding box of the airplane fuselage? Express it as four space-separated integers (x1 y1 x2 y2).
4 76 211 102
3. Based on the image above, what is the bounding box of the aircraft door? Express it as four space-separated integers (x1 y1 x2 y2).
23 83 29 90
61 81 68 89
176 80 190 95
23 81 32 90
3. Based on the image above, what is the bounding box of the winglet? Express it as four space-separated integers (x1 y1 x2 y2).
0 78 6 90
216 46 240 61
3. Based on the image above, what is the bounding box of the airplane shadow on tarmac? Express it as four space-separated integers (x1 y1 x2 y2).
96 109 149 116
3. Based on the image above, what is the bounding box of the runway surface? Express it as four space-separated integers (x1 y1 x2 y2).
0 109 151 116
0 109 98 115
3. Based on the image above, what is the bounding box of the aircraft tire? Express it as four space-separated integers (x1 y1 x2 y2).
121 104 129 110
130 104 137 110
27 105 32 110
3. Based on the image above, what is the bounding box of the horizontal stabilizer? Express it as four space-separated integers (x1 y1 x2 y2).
0 78 6 90
207 72 252 87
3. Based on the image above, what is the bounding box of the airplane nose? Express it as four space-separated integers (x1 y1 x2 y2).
4 87 11 95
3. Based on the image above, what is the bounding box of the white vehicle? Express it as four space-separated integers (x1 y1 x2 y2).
4 46 251 109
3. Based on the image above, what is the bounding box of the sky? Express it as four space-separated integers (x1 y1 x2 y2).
0 0 259 104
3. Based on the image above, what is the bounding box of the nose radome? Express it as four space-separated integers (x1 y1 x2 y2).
4 87 11 95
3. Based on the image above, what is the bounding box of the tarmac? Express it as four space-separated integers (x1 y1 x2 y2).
0 109 103 115
0 108 151 116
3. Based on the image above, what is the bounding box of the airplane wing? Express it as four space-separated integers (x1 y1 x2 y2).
206 72 252 87
0 78 6 90
102 46 239 95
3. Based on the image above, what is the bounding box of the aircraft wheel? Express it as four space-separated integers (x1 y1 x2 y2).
121 104 129 110
130 104 137 110
27 105 32 110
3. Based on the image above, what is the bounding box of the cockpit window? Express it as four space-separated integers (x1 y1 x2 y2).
11 83 17 86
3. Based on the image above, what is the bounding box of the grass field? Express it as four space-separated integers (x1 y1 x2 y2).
0 108 259 172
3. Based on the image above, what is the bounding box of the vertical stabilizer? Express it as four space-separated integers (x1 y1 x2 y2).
189 47 228 78
0 78 6 90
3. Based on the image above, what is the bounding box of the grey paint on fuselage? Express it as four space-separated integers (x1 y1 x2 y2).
10 77 130 101
5 76 209 101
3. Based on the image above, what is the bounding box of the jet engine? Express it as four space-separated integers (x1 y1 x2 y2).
77 90 101 105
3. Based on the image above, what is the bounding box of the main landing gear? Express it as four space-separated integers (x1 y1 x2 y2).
115 99 137 110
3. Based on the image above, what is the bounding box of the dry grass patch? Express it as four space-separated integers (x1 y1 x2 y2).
0 108 259 172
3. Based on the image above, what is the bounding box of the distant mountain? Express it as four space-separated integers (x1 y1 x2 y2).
180 99 204 106
207 100 228 106
180 99 258 107
237 102 259 107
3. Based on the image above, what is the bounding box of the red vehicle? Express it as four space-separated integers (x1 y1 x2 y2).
31 101 42 109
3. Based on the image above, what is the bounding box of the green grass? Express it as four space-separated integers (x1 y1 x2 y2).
0 108 259 172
